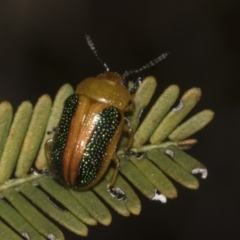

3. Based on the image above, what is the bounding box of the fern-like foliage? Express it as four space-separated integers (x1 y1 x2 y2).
0 76 214 239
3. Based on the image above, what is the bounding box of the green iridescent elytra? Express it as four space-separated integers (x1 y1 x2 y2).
45 72 134 191
50 93 122 188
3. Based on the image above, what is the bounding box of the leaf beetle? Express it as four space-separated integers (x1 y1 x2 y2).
45 35 168 200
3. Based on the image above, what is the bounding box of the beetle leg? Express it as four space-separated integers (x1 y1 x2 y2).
124 117 131 126
46 127 57 135
32 139 53 175
123 124 134 150
124 123 144 157
107 152 126 201
124 99 135 112
109 187 127 201
44 139 53 166
108 152 120 190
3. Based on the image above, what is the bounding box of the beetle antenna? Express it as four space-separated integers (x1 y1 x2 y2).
86 34 110 72
123 52 169 78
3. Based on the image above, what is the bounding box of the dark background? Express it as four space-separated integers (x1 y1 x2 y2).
0 1 239 239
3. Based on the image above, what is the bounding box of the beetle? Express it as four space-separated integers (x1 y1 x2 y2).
45 35 168 200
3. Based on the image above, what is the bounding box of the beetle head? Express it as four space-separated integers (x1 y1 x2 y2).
97 71 125 86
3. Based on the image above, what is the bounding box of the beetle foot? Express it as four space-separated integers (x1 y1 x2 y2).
124 117 131 126
33 168 51 175
47 127 57 135
127 149 145 159
108 186 127 201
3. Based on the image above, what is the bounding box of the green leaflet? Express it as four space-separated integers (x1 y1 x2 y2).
169 109 214 142
104 167 141 215
0 102 33 184
15 95 52 177
0 219 23 240
39 177 97 226
0 76 214 239
0 197 45 240
133 84 180 147
147 149 199 189
69 189 112 226
2 188 63 239
0 102 13 159
150 88 202 144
